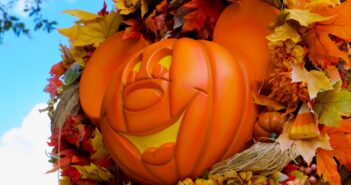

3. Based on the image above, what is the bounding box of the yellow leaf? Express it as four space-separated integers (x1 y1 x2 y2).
90 128 109 160
58 26 78 41
282 9 331 27
73 163 112 181
267 24 301 43
116 0 140 15
291 63 333 99
63 9 100 22
73 12 122 47
59 176 72 185
141 0 148 17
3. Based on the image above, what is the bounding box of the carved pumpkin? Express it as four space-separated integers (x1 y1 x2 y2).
213 0 279 87
79 31 148 124
100 38 257 184
254 112 287 138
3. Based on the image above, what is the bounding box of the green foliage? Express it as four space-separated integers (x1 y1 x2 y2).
0 0 57 43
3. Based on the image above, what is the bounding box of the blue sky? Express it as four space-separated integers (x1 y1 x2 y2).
0 1 114 184
0 0 113 136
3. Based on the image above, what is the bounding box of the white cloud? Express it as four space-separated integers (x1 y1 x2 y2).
0 103 58 185
13 0 33 18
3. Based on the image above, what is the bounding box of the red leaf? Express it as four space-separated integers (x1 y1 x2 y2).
62 166 82 182
316 149 341 185
98 1 108 16
44 76 63 98
49 62 65 78
181 0 224 32
123 19 142 40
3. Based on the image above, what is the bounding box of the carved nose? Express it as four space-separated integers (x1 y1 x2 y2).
124 88 163 111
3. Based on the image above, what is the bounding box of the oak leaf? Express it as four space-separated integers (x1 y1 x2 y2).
291 63 333 99
304 0 351 66
313 82 351 126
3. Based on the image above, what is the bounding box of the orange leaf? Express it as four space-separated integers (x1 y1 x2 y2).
181 0 224 32
316 149 341 185
304 0 351 67
122 19 142 40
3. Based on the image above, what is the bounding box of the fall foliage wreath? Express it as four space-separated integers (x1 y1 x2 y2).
44 0 351 184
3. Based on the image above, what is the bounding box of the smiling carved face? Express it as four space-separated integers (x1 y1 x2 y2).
100 38 257 185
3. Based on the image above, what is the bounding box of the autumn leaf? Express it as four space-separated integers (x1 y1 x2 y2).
90 128 109 160
277 121 331 164
280 9 331 27
267 24 301 43
58 11 122 47
115 0 148 17
44 76 63 98
73 163 112 182
63 9 100 22
314 82 351 126
304 0 351 66
316 149 341 185
123 19 142 40
291 63 333 99
49 62 66 78
252 92 285 111
181 0 224 32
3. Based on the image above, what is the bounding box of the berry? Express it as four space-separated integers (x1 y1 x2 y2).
309 176 317 184
311 164 317 171
305 167 312 174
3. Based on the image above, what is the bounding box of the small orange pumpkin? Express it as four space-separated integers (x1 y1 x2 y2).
79 31 148 124
213 0 279 88
254 112 287 138
100 38 257 184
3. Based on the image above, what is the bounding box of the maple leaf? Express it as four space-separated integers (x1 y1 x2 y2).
58 11 122 47
280 9 331 27
304 0 351 66
98 1 109 16
73 163 112 182
313 82 351 126
144 0 168 36
291 63 333 99
316 149 341 185
277 121 332 164
181 0 224 32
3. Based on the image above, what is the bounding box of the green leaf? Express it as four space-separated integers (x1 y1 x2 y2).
64 62 81 86
314 82 351 126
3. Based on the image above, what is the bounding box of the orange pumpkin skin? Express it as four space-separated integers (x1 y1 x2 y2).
100 38 256 184
79 31 149 125
254 112 286 138
213 0 279 88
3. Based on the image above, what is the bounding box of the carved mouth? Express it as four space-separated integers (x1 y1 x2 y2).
120 112 184 165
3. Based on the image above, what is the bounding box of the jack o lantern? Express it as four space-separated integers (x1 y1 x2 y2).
213 0 279 87
100 38 257 184
80 31 149 125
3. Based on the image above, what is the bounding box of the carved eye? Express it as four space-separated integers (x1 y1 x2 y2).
152 55 172 79
127 56 143 84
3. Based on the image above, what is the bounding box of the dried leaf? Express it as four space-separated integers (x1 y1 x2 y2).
267 24 301 43
252 92 285 111
181 0 224 32
291 63 333 99
115 0 139 15
316 149 341 185
314 82 351 126
277 121 332 164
